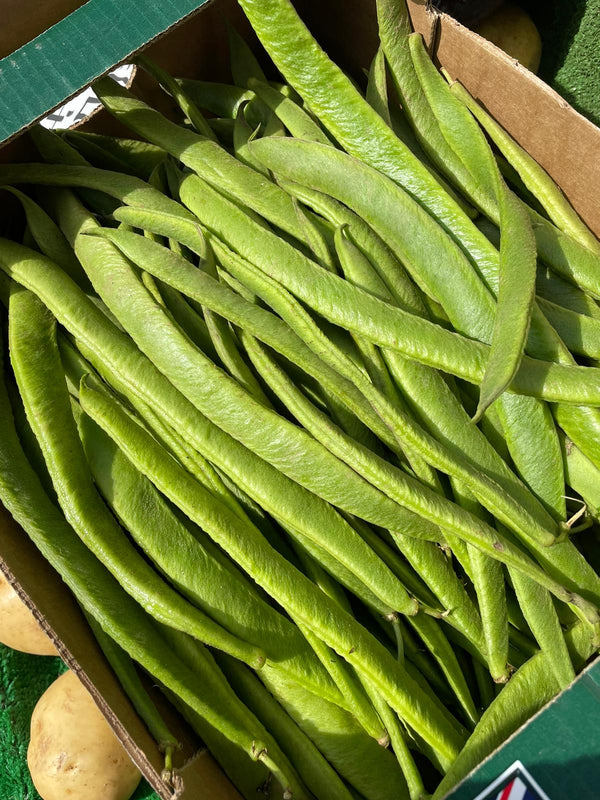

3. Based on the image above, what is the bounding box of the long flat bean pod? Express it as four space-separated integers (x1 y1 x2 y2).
0 242 447 628
450 80 600 253
78 408 344 706
236 0 494 277
216 654 358 800
89 225 441 541
8 284 265 668
408 33 537 418
0 355 304 791
51 193 423 617
208 233 561 552
79 377 467 764
92 76 311 245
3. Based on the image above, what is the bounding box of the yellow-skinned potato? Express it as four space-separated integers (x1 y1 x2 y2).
475 2 542 73
0 571 57 656
28 670 142 800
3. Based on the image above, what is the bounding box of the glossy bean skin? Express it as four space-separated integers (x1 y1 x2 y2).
27 209 594 621
79 377 467 765
3 161 600 407
78 407 346 707
245 138 600 603
0 350 305 788
230 0 600 476
0 239 444 626
0 238 467 761
8 283 265 668
236 0 490 275
206 231 562 558
408 33 537 419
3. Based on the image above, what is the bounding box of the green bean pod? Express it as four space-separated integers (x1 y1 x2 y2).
2 187 91 290
79 377 467 764
62 131 166 180
216 653 357 800
0 352 304 793
8 284 266 668
136 55 217 141
450 80 600 253
86 615 180 760
78 407 344 705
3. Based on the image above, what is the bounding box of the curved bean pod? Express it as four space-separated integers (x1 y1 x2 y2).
236 0 491 276
360 679 427 800
0 241 443 616
79 408 342 705
216 654 357 800
158 626 310 799
136 55 217 140
293 622 388 744
248 78 332 144
8 284 266 669
0 355 301 791
3 238 597 616
89 224 439 538
209 234 560 551
92 77 310 245
79 377 467 763
63 131 166 180
260 665 412 800
2 187 90 290
86 616 179 758
509 566 575 690
450 80 600 253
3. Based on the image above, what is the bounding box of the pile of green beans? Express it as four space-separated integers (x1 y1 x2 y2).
0 1 599 797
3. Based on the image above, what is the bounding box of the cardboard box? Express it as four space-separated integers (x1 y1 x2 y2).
1 1 599 798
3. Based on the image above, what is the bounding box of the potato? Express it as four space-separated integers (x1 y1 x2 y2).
28 670 142 800
0 570 58 656
475 2 542 73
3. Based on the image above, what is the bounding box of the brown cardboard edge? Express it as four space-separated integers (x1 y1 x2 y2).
407 0 600 234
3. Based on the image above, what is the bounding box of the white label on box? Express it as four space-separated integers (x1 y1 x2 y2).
473 760 552 800
41 63 134 130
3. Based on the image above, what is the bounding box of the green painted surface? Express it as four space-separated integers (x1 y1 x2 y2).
0 0 210 143
524 0 600 128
